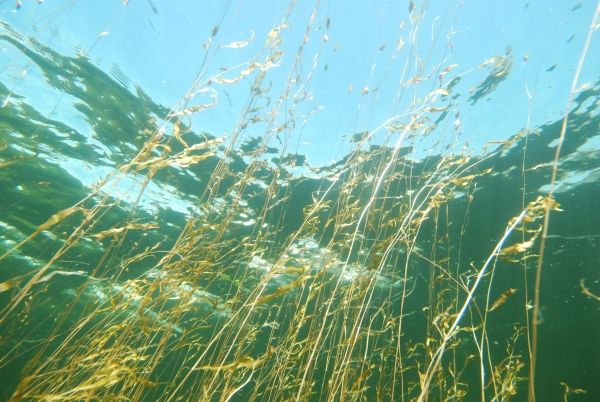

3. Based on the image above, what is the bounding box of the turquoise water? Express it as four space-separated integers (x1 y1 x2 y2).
1 1 599 401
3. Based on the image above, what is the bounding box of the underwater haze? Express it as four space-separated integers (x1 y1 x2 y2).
1 0 600 401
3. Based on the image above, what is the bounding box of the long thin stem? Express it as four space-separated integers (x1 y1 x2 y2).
528 4 600 402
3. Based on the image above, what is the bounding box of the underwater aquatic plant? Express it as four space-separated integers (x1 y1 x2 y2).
1 1 599 401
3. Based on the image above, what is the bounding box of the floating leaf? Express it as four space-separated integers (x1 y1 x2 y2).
221 30 255 49
92 223 159 240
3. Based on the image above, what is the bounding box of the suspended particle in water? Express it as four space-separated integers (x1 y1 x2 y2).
16 1 22 10
523 54 529 61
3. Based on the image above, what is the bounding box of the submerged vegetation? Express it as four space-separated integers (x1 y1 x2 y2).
1 1 599 401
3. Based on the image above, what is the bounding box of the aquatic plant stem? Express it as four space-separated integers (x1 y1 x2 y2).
417 209 528 402
527 3 600 402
